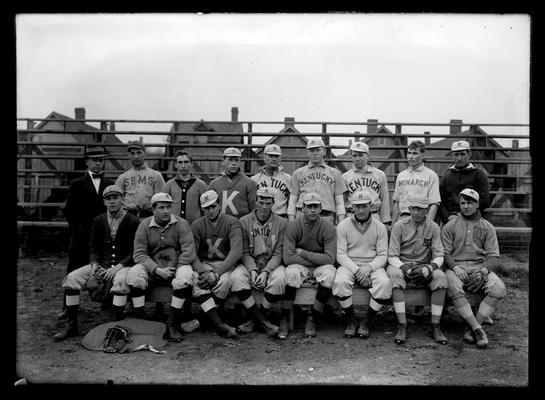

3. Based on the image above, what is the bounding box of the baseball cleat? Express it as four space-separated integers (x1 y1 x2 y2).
217 323 238 339
236 319 255 334
394 323 407 344
260 320 279 337
344 316 358 338
278 318 289 339
179 318 200 333
431 324 448 344
463 327 476 344
356 318 370 339
473 327 488 349
304 316 317 338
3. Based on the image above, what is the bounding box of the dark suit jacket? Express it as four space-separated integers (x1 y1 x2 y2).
64 172 113 232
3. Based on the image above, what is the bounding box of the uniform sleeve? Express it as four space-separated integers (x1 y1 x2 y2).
430 223 444 266
300 222 336 266
483 222 500 258
176 219 197 266
476 169 491 211
336 222 359 274
283 220 312 267
379 172 391 223
133 221 160 273
287 170 300 216
440 220 456 268
392 174 401 202
369 223 388 271
334 169 348 196
428 171 441 205
114 174 125 195
387 221 403 268
215 220 243 275
263 219 286 274
240 218 258 272
154 171 165 193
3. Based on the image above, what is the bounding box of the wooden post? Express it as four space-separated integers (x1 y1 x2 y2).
245 123 253 173
322 123 331 161
395 124 402 174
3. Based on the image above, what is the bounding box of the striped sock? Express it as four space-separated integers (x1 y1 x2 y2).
392 288 406 324
452 297 481 330
369 297 383 312
430 288 446 325
476 296 500 324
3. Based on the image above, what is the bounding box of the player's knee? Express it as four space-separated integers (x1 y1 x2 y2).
487 277 507 299
430 269 448 290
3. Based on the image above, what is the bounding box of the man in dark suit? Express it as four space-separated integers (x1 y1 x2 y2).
60 146 112 317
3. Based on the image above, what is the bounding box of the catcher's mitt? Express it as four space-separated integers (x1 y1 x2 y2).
103 325 133 353
407 264 433 285
466 270 486 293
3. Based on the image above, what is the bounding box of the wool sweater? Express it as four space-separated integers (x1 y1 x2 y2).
190 213 243 275
163 175 207 225
283 215 337 268
208 169 257 218
133 214 196 274
239 210 287 274
89 211 140 268
438 163 490 223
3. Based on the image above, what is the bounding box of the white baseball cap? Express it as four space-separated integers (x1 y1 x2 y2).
350 141 369 153
407 194 430 208
223 147 242 157
151 192 174 206
302 192 322 205
102 185 123 199
264 144 282 155
306 138 325 149
256 187 275 199
351 191 372 205
451 140 470 152
459 188 479 202
200 190 219 208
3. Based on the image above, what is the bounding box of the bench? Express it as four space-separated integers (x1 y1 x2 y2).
146 282 484 331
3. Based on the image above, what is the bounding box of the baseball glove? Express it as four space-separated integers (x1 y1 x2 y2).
103 325 133 353
407 264 433 285
87 272 113 303
466 270 486 293
152 247 179 270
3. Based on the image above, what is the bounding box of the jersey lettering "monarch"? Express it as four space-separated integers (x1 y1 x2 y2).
299 171 334 186
257 179 290 198
347 177 381 194
397 178 431 188
125 175 156 187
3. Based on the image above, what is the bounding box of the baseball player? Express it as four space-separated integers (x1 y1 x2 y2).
386 194 449 345
333 191 392 338
342 141 391 226
391 140 441 225
53 185 140 341
283 192 337 338
231 187 287 337
441 188 506 348
208 147 257 218
189 189 243 339
288 138 347 225
439 141 490 224
126 192 196 342
163 150 208 225
251 144 292 218
115 140 165 220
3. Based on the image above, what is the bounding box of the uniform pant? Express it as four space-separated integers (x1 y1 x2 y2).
445 261 507 300
231 264 287 295
62 263 129 294
332 265 392 300
126 263 194 291
285 263 336 289
386 264 448 291
191 261 235 300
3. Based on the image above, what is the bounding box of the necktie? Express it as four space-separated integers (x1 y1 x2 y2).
91 173 103 179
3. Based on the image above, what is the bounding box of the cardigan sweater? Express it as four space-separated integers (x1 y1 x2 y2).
163 175 207 225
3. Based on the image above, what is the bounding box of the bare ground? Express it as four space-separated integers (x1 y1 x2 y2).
15 254 528 386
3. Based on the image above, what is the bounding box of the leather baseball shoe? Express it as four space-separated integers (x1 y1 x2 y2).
463 327 476 344
357 318 370 339
278 318 289 340
304 315 317 338
259 320 279 337
236 319 255 334
431 324 448 344
473 327 489 348
394 323 407 344
344 315 358 338
217 323 238 339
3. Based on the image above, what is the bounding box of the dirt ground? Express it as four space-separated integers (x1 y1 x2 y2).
15 254 529 386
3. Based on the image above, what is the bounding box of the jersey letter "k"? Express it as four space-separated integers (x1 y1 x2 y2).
222 190 239 215
207 238 225 259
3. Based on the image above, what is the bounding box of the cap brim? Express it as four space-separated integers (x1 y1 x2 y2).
352 201 371 205
201 199 216 208
303 201 321 205
265 152 282 155
103 192 122 198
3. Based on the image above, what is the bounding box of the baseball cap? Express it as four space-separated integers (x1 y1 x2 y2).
102 185 122 199
85 146 108 159
451 140 470 152
407 194 430 208
127 140 145 151
350 141 369 153
302 192 322 205
351 191 372 205
256 187 275 199
306 138 325 149
223 147 242 157
264 144 282 155
459 188 479 202
200 190 219 208
150 192 174 206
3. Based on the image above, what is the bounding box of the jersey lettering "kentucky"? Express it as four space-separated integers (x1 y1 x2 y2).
347 177 381 194
256 179 290 198
299 171 336 186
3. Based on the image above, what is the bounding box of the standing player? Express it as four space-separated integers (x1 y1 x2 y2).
288 138 347 225
190 190 242 338
53 185 140 341
391 140 441 225
126 192 196 342
163 150 208 225
283 192 337 338
208 147 257 218
231 187 285 337
441 188 506 348
342 141 391 226
333 191 392 338
251 144 292 218
115 140 165 220
439 141 490 224
386 194 449 345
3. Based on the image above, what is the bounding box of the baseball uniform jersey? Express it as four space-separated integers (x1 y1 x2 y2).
251 166 292 216
392 164 441 215
115 162 165 213
343 164 391 223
